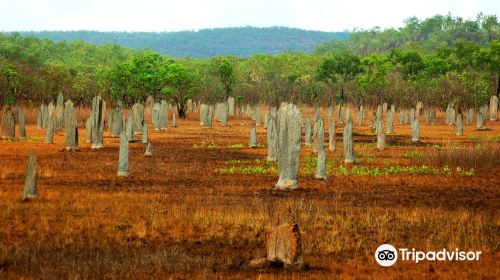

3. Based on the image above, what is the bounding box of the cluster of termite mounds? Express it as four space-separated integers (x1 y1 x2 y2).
2 93 499 273
3 94 499 195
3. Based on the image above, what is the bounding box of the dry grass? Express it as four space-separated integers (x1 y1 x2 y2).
0 108 499 279
0 189 498 279
413 142 500 169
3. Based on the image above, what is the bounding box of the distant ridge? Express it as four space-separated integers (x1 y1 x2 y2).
18 27 349 57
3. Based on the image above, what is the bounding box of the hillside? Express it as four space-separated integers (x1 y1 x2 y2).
315 14 499 55
2 13 497 107
19 27 349 57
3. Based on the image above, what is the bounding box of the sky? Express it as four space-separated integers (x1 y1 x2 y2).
0 0 498 32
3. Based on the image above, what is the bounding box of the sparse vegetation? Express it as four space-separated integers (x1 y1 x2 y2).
334 165 475 176
357 152 377 158
402 151 424 158
228 143 244 149
413 143 500 169
218 158 278 175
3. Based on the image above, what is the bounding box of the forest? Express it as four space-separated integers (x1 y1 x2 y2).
0 13 498 112
17 27 349 57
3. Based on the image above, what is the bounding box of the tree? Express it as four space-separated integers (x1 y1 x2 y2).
129 52 164 101
0 64 19 105
317 52 362 105
211 56 236 101
103 52 166 105
475 41 500 98
389 50 425 79
158 60 196 118
419 53 453 108
357 53 390 106
477 13 499 42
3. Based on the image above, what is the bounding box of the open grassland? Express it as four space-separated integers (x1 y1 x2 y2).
0 108 499 279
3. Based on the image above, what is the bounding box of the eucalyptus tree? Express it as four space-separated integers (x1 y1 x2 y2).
0 65 19 106
104 51 163 106
357 53 390 107
317 52 363 107
444 41 493 112
158 59 197 118
211 56 237 101
388 50 425 108
475 40 500 99
419 52 453 109
234 54 267 106
263 52 312 105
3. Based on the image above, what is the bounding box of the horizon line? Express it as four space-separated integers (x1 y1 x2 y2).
2 26 351 34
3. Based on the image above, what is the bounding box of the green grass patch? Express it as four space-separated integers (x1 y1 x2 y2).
227 143 244 149
218 158 278 175
332 165 474 176
301 153 337 175
217 166 278 175
253 143 266 148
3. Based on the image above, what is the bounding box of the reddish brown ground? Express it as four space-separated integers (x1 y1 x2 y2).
0 107 499 279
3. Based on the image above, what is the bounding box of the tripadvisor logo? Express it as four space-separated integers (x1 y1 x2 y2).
375 244 398 267
375 244 482 267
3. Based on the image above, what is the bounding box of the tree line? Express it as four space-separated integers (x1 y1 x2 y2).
17 27 348 57
315 13 498 55
0 13 498 117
